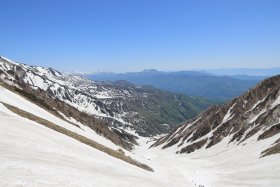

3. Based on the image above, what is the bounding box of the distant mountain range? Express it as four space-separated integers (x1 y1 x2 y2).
85 69 279 102
205 67 280 76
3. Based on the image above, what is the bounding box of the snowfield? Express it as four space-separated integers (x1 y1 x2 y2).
0 104 157 187
0 86 119 150
0 86 280 186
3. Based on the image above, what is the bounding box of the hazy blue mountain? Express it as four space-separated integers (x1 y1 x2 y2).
205 68 280 76
85 70 262 102
225 74 268 81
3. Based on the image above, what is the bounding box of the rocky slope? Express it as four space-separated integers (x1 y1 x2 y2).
153 75 280 157
0 56 212 145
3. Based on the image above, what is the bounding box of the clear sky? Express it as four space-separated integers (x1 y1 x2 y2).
0 0 280 72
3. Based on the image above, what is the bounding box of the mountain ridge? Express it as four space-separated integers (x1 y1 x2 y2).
1 56 280 186
0 56 213 145
153 74 280 158
85 69 262 101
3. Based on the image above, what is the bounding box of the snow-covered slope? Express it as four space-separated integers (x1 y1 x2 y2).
0 57 280 187
0 56 142 135
154 75 280 158
0 56 280 186
0 56 212 141
1 96 279 186
0 85 119 150
0 103 157 186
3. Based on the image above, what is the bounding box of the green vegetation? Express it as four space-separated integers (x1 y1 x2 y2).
127 86 215 135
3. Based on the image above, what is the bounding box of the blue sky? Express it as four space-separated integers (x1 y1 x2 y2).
0 0 280 72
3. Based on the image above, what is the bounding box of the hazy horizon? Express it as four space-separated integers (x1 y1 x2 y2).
2 55 280 75
85 67 280 74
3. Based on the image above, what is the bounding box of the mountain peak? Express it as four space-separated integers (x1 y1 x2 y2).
142 69 159 73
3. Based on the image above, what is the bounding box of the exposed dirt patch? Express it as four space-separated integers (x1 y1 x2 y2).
180 138 208 154
258 123 280 141
261 141 280 157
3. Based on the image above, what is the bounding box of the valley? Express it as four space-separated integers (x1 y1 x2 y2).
1 1 280 186
1 94 279 186
0 56 279 186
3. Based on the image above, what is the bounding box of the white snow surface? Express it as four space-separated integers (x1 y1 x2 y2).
0 85 119 150
249 109 267 124
222 103 236 124
0 86 280 186
247 96 267 113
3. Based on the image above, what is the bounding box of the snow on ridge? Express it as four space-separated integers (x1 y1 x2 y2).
0 56 19 65
0 58 140 137
169 117 201 141
168 105 237 151
222 103 236 124
270 95 280 109
163 103 238 152
0 59 115 117
246 96 267 113
249 93 280 124
0 85 121 150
